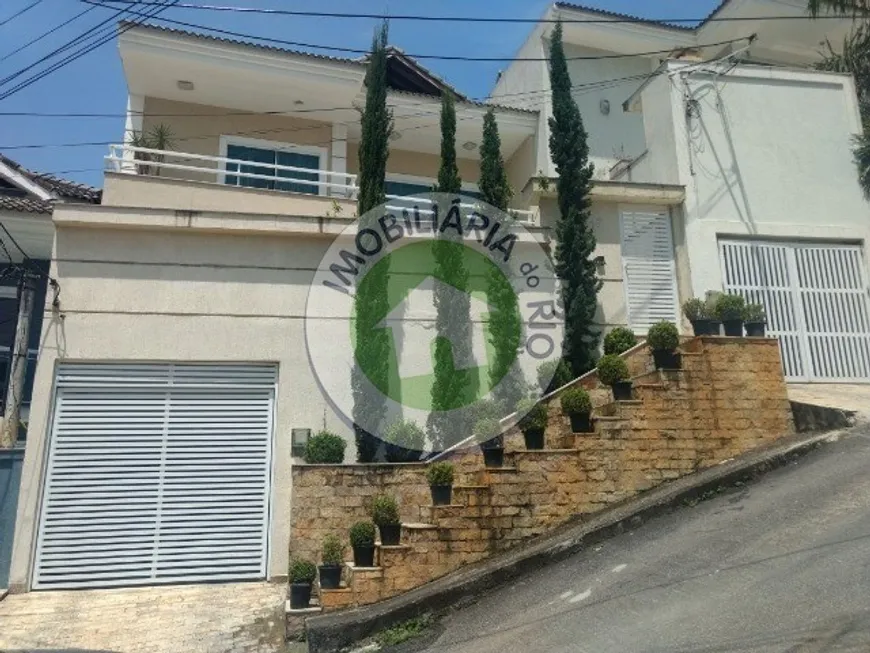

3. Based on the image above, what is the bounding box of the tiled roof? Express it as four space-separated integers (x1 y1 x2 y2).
0 154 101 214
555 1 732 32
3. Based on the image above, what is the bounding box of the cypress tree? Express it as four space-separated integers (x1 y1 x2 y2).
479 109 523 410
352 21 392 462
548 21 601 377
427 91 471 450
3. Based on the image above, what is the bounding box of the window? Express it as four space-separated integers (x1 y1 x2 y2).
385 175 482 200
221 138 323 195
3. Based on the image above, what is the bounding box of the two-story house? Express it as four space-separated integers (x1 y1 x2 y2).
8 1 868 595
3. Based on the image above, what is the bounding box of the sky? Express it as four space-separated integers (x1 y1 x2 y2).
0 0 722 187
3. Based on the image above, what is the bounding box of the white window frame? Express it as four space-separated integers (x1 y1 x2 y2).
218 135 329 196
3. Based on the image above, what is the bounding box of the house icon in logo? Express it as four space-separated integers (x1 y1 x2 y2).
377 276 493 379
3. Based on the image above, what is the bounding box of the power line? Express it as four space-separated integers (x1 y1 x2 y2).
0 0 44 27
79 1 857 25
0 5 97 62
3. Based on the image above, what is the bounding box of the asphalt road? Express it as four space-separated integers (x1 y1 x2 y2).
407 424 870 653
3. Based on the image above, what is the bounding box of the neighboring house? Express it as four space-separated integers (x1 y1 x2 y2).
493 0 870 383
7 1 869 595
0 155 100 589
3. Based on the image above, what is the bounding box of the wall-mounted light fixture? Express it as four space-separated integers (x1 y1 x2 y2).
600 99 611 115
593 255 606 274
176 80 195 91
291 428 311 458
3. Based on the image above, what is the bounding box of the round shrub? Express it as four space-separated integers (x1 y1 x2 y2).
597 354 629 386
516 396 548 432
321 534 345 566
682 298 709 321
743 303 767 323
370 494 400 526
647 321 679 352
303 431 347 464
714 293 746 321
383 420 426 463
536 359 572 393
473 417 503 442
426 462 454 487
469 398 506 423
289 558 317 583
349 521 376 548
560 387 592 415
603 327 637 355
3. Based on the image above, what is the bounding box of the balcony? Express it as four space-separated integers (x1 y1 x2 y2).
103 144 540 226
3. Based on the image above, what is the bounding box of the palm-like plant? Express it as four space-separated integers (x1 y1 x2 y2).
808 0 870 16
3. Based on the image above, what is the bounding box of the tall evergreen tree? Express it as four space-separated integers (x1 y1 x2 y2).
427 91 471 450
548 21 601 377
352 21 392 462
479 109 523 410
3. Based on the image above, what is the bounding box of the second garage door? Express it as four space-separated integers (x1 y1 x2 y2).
34 362 276 589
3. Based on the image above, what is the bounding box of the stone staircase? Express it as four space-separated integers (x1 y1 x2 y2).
300 336 794 612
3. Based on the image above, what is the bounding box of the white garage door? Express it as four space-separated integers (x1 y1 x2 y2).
720 240 870 382
34 363 276 589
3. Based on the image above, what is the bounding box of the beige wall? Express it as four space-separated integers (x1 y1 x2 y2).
346 142 480 185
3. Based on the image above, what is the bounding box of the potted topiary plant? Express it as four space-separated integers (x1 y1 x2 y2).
383 419 425 463
349 521 376 567
303 430 347 464
288 558 317 609
560 387 593 433
714 293 746 337
426 462 455 505
682 298 712 336
474 417 504 467
516 396 548 450
597 354 632 401
370 494 401 545
647 321 681 370
743 303 767 337
603 327 637 355
536 359 572 394
318 534 344 590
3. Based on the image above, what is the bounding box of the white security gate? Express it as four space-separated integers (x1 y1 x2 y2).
720 240 870 382
620 210 679 332
34 363 276 589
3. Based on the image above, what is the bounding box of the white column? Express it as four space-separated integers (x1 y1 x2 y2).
121 94 144 173
330 123 349 198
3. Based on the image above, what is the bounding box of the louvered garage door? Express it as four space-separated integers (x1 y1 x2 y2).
620 210 679 332
720 240 870 382
34 363 276 589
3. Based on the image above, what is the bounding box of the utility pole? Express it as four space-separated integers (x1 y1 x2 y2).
1 270 36 449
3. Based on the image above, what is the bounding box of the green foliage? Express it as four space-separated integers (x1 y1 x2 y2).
353 21 394 462
537 358 573 394
647 321 680 351
560 387 592 415
603 327 637 355
743 303 767 323
129 123 175 175
376 615 434 647
597 354 629 386
288 558 317 583
714 294 746 321
426 462 455 486
682 298 710 321
370 494 400 526
808 0 870 17
469 398 505 422
384 420 426 452
303 431 347 464
548 22 602 377
321 534 345 566
349 521 376 548
516 396 548 432
473 417 502 442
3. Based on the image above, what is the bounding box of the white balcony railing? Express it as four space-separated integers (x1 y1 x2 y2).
105 144 540 226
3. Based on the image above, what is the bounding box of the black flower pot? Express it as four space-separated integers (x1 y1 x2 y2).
522 428 545 450
481 447 505 468
378 523 401 546
430 484 452 506
569 412 593 434
612 381 633 401
708 321 722 336
352 545 375 568
723 319 744 337
385 443 421 463
318 565 342 590
289 582 312 609
652 349 682 370
745 322 766 337
690 319 712 336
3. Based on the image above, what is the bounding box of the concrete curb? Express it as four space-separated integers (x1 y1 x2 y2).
305 427 851 653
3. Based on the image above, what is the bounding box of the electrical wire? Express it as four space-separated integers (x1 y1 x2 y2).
0 5 97 62
0 0 44 27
